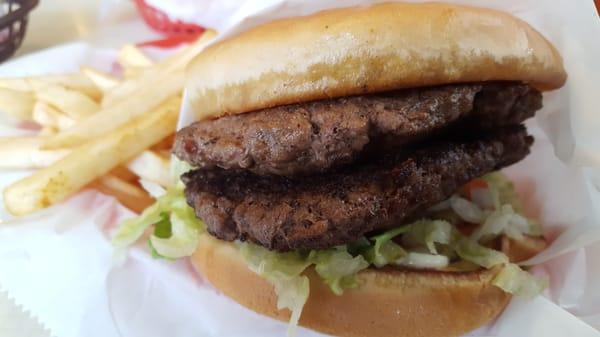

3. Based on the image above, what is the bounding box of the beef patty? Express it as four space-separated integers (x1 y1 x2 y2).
182 126 533 251
174 83 541 177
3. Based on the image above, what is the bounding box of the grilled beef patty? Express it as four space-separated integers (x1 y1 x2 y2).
182 126 533 251
174 83 541 177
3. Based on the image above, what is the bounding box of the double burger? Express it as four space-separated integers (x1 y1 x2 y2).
116 3 566 337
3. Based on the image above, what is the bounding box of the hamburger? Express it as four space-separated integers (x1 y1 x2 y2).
114 3 566 337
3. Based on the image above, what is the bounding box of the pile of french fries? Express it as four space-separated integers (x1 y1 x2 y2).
0 30 216 215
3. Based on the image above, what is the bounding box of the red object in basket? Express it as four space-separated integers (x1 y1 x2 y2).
134 0 204 37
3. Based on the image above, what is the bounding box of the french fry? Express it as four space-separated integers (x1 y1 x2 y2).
81 67 120 92
32 101 76 130
151 133 175 151
0 32 216 215
38 127 58 136
0 87 35 120
43 73 184 149
32 102 57 127
34 84 100 120
110 166 138 183
101 30 216 108
138 178 167 199
3 96 181 216
92 175 154 213
118 45 154 80
118 44 154 68
100 78 138 108
123 67 146 80
127 150 171 187
0 74 102 101
0 137 69 169
0 77 36 91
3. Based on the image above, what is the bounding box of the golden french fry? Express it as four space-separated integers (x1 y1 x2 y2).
92 175 154 213
32 101 76 130
0 74 102 101
101 30 215 108
0 87 35 120
32 102 57 127
0 137 69 169
154 149 171 158
101 79 138 108
118 44 154 69
3 96 181 216
150 133 174 151
127 150 172 187
123 66 147 80
81 67 120 92
118 44 153 81
100 175 149 198
110 166 138 183
34 84 100 120
43 74 184 149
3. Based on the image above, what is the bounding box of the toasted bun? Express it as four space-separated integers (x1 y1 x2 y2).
191 233 545 337
186 2 566 122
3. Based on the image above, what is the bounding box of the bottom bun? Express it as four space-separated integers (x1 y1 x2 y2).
191 234 549 337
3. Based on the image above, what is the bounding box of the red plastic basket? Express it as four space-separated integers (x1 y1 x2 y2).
134 0 204 37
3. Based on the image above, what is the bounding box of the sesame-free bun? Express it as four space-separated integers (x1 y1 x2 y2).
186 2 566 122
191 233 546 337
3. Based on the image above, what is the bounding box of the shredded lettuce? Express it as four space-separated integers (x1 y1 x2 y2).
454 238 509 268
452 235 547 299
482 172 523 212
239 243 368 335
170 156 194 186
277 276 309 336
147 212 173 259
112 186 204 258
112 203 161 247
310 248 369 295
471 204 540 243
450 196 485 224
471 204 514 242
401 219 455 254
365 225 410 267
492 263 548 299
239 243 311 336
397 252 449 269
149 211 201 258
152 212 172 238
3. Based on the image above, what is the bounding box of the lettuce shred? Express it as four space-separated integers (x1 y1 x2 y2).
112 186 203 259
454 237 508 268
402 219 454 254
310 247 369 295
239 243 311 336
493 263 548 298
365 225 410 267
113 170 547 334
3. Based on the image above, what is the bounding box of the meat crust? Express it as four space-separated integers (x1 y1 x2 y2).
174 83 541 177
182 126 533 251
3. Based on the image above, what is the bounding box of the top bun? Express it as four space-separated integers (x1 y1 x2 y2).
186 2 566 122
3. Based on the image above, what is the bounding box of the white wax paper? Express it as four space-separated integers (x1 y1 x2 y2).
0 1 599 337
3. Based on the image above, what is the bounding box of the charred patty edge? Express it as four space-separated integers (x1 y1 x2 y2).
183 125 533 251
